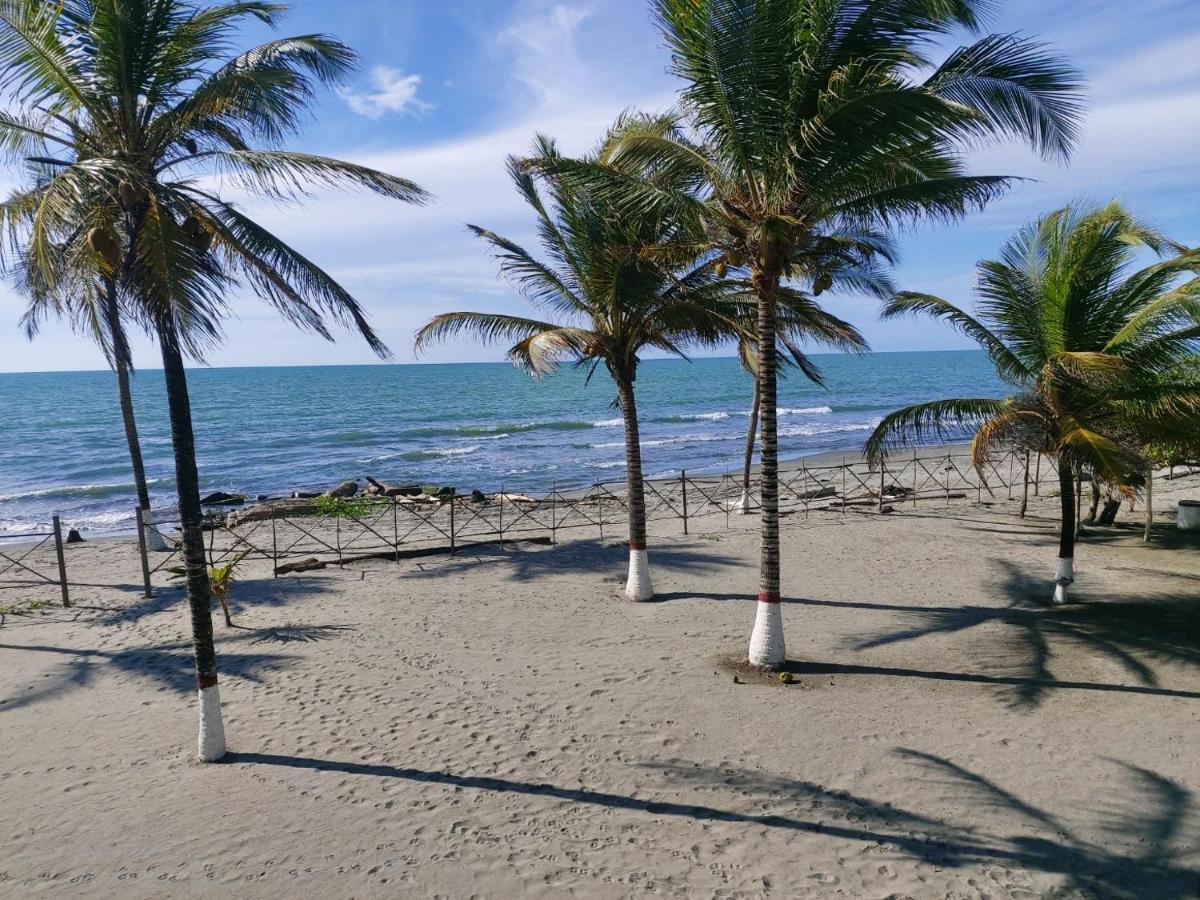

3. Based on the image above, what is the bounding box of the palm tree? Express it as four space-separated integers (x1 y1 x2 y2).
6 170 165 547
416 126 747 601
865 203 1200 604
0 0 428 760
731 254 888 512
534 0 1083 667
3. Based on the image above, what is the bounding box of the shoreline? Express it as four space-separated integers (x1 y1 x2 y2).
1 441 976 546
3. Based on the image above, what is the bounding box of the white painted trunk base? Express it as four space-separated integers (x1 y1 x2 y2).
1178 500 1200 531
142 509 169 552
1052 557 1073 605
197 683 227 762
748 600 786 668
624 548 654 602
733 490 753 514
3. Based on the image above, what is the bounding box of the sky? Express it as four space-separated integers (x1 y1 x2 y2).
1 0 1198 372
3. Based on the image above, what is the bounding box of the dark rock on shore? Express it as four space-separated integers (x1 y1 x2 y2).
201 491 246 506
66 529 85 544
325 480 358 498
471 489 486 504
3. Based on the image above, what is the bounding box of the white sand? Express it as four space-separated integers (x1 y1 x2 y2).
2 477 1200 897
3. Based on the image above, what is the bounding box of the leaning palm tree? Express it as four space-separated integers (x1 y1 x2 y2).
865 203 1200 604
535 0 1083 668
6 172 164 547
0 0 428 760
416 130 740 601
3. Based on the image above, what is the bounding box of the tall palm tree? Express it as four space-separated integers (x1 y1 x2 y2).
731 253 888 512
7 171 163 546
538 0 1084 667
865 203 1200 604
0 0 428 760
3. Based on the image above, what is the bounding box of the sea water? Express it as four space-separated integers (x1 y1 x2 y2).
0 351 1004 536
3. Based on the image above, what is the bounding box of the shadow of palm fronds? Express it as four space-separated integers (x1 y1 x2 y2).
841 559 1200 709
245 623 354 645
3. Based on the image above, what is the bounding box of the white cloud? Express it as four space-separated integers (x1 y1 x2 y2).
337 66 431 119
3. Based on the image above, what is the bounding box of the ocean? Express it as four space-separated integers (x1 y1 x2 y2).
0 350 1004 537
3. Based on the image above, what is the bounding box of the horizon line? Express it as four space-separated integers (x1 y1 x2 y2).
0 347 983 376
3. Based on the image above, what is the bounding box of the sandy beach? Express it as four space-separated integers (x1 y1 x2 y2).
2 468 1199 898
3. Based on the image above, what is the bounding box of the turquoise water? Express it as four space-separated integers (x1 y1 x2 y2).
0 351 1004 536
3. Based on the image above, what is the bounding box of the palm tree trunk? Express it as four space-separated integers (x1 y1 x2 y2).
1054 460 1075 605
1143 461 1154 543
737 375 760 514
1085 476 1100 525
748 263 785 668
103 277 165 550
616 375 653 601
115 358 151 510
159 330 226 760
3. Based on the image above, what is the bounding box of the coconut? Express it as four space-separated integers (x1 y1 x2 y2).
813 272 833 296
87 227 122 269
117 181 147 207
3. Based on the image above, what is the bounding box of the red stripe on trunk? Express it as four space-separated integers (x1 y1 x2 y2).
197 672 219 689
757 592 780 604
629 541 647 551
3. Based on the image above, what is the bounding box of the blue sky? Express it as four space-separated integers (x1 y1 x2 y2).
1 0 1198 372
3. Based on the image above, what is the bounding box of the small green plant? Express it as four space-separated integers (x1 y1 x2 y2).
0 597 52 619
170 551 250 627
313 495 388 519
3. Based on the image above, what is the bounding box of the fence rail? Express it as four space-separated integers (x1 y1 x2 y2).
0 515 70 607
127 446 1063 593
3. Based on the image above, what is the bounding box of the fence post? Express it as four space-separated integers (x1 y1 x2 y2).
550 481 557 544
1033 453 1041 496
878 464 885 512
135 507 153 598
596 483 604 541
498 484 505 548
912 451 918 508
945 451 951 505
335 513 343 567
841 456 847 515
449 497 456 554
51 515 70 608
681 470 689 535
392 499 399 563
1007 451 1015 500
1020 451 1031 518
801 462 810 518
271 512 279 577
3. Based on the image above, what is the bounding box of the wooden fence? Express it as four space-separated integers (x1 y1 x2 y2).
132 447 1061 594
0 516 71 607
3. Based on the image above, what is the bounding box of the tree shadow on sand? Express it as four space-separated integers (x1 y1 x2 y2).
645 751 1200 899
836 559 1200 708
393 537 739 584
0 632 299 714
228 748 1199 898
74 574 335 627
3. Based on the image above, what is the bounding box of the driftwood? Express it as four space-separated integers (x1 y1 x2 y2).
275 557 327 575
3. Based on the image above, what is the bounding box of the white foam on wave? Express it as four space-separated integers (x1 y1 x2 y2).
778 406 833 416
591 432 739 450
684 411 730 421
0 478 167 503
430 445 481 457
592 418 623 428
779 419 881 437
